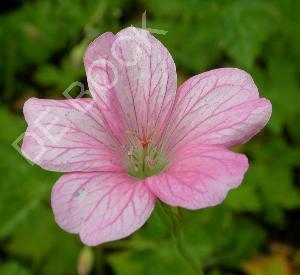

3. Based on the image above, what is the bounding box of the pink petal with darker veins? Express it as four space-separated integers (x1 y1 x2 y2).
162 68 272 155
22 98 124 172
84 27 177 142
146 144 248 209
84 32 124 141
51 172 155 246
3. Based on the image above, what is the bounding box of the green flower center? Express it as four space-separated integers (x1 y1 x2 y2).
125 142 168 179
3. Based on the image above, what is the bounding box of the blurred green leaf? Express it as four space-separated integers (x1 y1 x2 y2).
107 244 196 275
242 253 291 275
0 261 32 275
183 208 266 267
222 0 277 68
0 107 59 240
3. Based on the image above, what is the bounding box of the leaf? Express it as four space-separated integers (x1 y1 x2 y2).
145 0 223 72
0 107 59 240
241 253 291 275
5 206 57 264
263 58 300 133
107 245 196 275
0 262 32 275
225 181 262 212
107 251 144 275
183 208 266 266
222 0 277 68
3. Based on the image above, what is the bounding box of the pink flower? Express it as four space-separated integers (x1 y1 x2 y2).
22 27 271 246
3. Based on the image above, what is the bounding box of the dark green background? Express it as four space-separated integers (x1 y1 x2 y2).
1 0 300 274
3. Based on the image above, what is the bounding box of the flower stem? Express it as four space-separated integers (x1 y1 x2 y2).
94 246 104 274
158 202 204 275
172 221 204 275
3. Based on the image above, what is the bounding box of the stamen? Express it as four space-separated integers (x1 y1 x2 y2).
124 125 167 179
145 156 156 169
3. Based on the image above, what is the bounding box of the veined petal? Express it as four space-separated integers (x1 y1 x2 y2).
146 144 248 209
163 68 271 154
51 172 155 245
84 32 124 141
84 27 177 142
22 98 124 172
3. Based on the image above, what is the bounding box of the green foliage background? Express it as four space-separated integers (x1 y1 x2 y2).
1 0 300 274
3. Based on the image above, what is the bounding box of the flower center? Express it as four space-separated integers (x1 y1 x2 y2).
124 130 168 179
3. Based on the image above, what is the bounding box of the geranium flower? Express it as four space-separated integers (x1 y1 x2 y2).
22 27 271 246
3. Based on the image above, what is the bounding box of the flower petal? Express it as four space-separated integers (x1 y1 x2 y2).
84 27 177 141
146 144 248 209
163 68 271 154
22 98 124 172
83 32 124 140
51 172 155 245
